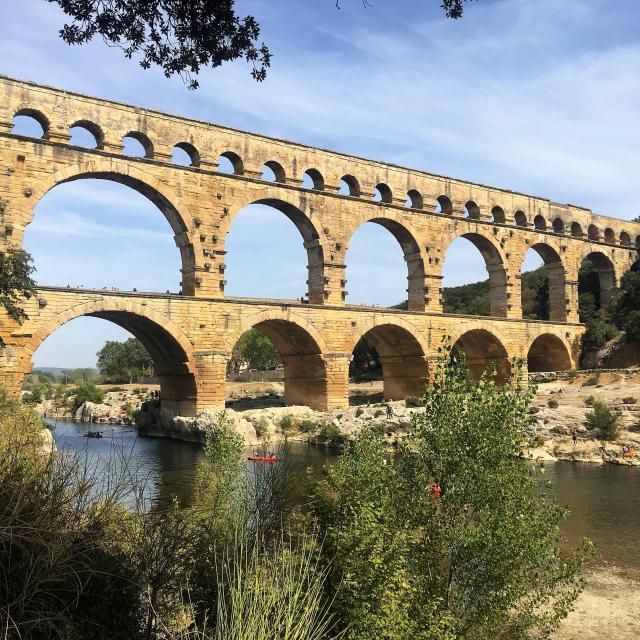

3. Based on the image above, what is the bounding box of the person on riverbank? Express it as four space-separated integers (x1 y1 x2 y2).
386 404 393 419
571 429 578 446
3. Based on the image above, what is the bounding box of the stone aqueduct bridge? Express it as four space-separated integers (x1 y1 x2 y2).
0 76 638 415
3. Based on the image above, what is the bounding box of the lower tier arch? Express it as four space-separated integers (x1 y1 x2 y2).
452 329 511 382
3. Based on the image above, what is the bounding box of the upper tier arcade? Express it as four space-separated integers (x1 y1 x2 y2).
0 75 638 322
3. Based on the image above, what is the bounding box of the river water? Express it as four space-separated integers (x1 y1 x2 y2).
50 419 640 572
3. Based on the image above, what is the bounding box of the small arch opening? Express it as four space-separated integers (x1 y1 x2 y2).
620 231 631 247
604 228 615 244
588 224 600 241
172 142 200 167
216 151 243 175
491 206 505 224
514 210 528 227
123 132 153 158
302 168 324 190
405 189 423 209
571 222 583 238
261 160 286 183
373 183 392 204
464 200 481 219
552 218 565 234
12 109 49 138
69 120 104 149
534 215 547 230
339 175 360 197
436 195 453 215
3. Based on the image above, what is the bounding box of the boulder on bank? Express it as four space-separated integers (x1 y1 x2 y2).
136 401 258 446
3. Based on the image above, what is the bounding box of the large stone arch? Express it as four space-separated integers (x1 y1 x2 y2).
21 299 198 416
345 215 426 311
452 327 511 382
225 192 327 304
579 250 617 310
442 230 509 317
228 309 329 411
518 242 568 321
350 319 428 400
26 157 198 293
527 334 572 372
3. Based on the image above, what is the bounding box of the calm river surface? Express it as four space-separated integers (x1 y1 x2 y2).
51 419 640 571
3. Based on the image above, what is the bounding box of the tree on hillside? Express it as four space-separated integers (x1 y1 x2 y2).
349 336 381 380
228 329 281 373
0 249 36 333
97 338 153 383
48 0 476 87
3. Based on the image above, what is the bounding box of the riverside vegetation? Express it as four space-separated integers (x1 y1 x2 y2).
0 347 594 640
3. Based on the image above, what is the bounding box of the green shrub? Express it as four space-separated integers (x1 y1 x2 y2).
581 319 619 359
585 400 621 441
530 434 546 447
107 386 125 393
318 423 345 449
266 387 280 398
252 416 270 438
279 414 294 435
405 396 424 408
298 419 317 433
71 383 104 411
547 398 559 409
623 397 637 405
583 370 601 387
528 406 540 414
584 395 596 406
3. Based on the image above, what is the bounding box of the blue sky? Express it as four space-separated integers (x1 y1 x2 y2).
2 0 640 368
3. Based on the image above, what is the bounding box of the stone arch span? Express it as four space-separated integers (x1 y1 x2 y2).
229 310 329 411
27 158 198 293
227 195 326 304
527 334 571 372
346 217 426 311
444 231 509 318
580 250 617 309
522 243 567 322
352 321 428 401
21 299 198 416
452 328 511 382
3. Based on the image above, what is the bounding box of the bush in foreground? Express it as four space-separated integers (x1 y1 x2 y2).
313 347 593 640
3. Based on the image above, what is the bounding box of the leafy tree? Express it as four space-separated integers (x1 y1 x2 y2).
48 0 271 88
97 338 153 383
228 329 281 373
48 1 476 87
612 269 640 341
314 346 593 640
0 249 36 325
585 400 621 441
72 382 104 410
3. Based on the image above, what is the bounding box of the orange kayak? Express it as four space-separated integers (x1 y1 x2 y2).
247 456 280 463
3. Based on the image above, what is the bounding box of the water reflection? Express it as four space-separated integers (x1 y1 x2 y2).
51 420 639 570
